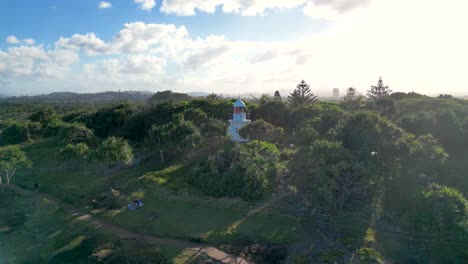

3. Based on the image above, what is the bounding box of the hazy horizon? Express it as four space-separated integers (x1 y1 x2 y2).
1 0 467 96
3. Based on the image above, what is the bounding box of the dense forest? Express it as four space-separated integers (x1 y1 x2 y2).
1 78 467 263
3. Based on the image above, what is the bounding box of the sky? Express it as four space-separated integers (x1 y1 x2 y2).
1 0 467 96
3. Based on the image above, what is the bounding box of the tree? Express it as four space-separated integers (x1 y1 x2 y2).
288 80 317 108
59 122 93 144
0 123 31 145
343 87 358 101
190 140 284 200
252 100 289 127
367 77 392 101
60 143 89 159
342 87 364 111
146 118 201 161
206 93 222 101
273 90 282 101
60 143 89 176
148 90 193 104
80 104 133 138
184 108 208 124
308 140 370 213
90 137 133 197
238 120 283 142
28 106 59 126
405 184 468 262
0 145 31 185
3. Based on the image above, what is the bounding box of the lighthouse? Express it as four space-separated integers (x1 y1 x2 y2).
228 97 251 142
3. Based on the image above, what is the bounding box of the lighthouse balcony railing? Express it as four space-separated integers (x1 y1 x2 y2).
229 113 250 121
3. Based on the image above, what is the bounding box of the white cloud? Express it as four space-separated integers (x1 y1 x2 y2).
3 0 468 95
160 0 370 17
98 1 112 9
23 38 36 45
161 0 306 16
0 44 79 80
56 32 110 55
6 36 20 44
134 0 156 11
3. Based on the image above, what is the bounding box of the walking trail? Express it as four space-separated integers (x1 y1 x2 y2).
6 184 250 264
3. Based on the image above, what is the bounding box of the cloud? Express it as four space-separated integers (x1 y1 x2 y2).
303 0 371 20
98 1 112 9
23 38 36 45
134 0 156 11
161 0 306 16
56 32 110 55
6 36 20 44
3 0 468 96
0 44 79 80
160 0 370 17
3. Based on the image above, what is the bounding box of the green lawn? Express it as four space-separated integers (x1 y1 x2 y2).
11 138 298 254
104 189 298 245
0 188 181 263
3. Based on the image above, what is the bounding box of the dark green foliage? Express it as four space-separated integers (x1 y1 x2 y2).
60 143 89 159
252 100 289 127
287 80 317 108
403 184 468 262
273 90 282 101
90 137 133 168
77 104 133 138
307 140 374 212
190 99 234 120
146 117 201 160
190 140 283 200
0 145 32 184
41 119 67 138
206 93 222 101
296 120 320 145
0 123 31 145
342 87 365 111
120 103 187 141
59 123 93 144
367 77 392 101
184 108 208 124
374 97 397 118
25 121 42 138
238 119 283 143
148 90 192 104
200 118 228 138
28 106 59 126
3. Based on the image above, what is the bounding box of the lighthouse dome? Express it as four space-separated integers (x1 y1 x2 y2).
234 98 246 108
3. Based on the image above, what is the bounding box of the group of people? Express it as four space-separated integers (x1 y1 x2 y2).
128 199 144 210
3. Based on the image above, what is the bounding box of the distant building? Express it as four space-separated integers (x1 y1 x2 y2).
333 88 340 99
228 97 251 142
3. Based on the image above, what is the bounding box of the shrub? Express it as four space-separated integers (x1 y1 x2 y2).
0 123 30 145
59 123 93 144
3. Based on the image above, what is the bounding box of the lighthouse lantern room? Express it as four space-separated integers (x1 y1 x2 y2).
228 97 251 142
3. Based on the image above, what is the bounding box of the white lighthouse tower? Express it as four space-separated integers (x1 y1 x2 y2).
228 97 251 142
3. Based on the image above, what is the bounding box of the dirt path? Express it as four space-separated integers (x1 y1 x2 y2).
6 184 250 264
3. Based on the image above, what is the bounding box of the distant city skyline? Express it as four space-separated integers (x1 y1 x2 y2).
1 0 467 96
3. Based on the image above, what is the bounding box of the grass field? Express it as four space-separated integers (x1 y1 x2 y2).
0 188 183 263
9 137 300 262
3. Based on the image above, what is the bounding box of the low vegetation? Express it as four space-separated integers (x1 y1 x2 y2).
1 79 467 262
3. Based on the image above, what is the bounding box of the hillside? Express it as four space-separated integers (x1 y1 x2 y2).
0 91 154 104
1 87 468 263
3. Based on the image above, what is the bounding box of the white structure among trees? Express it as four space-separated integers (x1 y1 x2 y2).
228 97 251 142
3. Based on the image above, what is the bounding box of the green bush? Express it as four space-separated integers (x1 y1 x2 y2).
0 123 30 145
59 123 93 144
190 140 284 200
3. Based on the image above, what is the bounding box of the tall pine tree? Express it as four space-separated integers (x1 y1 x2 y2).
273 90 282 101
288 80 317 108
367 77 392 100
